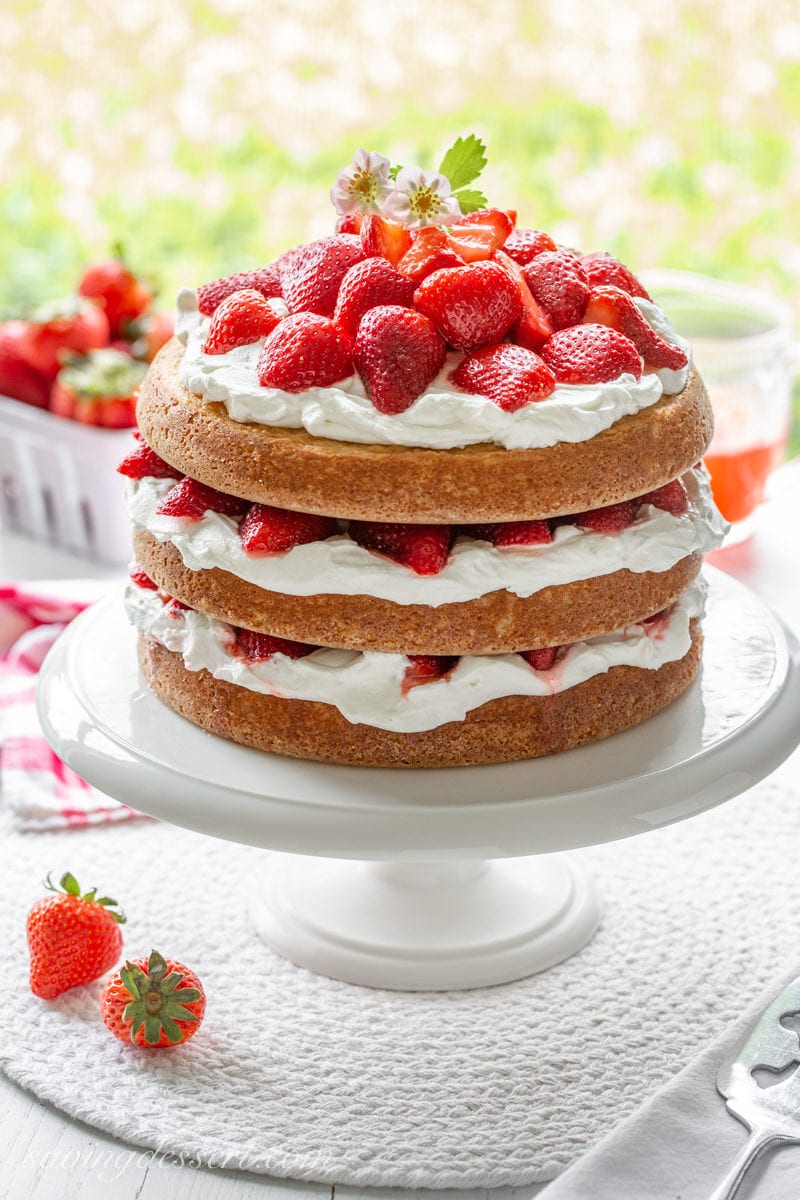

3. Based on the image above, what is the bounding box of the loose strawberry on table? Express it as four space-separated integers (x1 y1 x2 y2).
414 261 522 351
541 324 643 384
203 288 285 355
27 871 125 999
258 313 353 391
349 520 453 575
240 504 338 555
100 949 205 1048
450 343 556 412
353 305 446 414
197 266 283 316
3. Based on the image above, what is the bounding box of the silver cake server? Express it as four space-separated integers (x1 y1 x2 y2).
708 975 800 1199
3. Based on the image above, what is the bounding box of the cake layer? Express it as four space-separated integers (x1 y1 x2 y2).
137 339 713 523
135 529 702 654
137 624 702 767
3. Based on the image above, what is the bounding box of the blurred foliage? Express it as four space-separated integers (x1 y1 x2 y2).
1 0 799 445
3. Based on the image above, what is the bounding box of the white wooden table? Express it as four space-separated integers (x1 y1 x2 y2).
1 464 798 1200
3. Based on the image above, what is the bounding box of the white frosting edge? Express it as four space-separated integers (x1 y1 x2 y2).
126 577 706 734
175 287 692 452
127 468 726 607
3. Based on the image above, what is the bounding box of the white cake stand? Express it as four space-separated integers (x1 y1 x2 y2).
37 567 800 991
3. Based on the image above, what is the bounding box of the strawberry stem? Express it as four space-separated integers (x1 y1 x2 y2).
43 871 126 923
120 950 202 1045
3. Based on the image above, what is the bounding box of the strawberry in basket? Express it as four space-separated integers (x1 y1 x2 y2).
0 321 52 408
78 255 153 339
50 348 147 428
19 297 110 382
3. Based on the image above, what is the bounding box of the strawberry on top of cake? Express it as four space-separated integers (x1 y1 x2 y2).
174 136 691 452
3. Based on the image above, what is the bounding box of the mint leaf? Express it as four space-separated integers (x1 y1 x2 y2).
453 187 488 214
438 135 487 191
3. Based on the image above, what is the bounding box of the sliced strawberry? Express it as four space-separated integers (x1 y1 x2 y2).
582 286 688 372
541 325 642 384
403 654 458 691
155 477 248 521
0 321 51 407
502 228 557 265
446 209 513 262
360 215 413 267
414 261 522 352
257 313 353 391
521 646 561 671
117 441 181 481
575 501 636 532
236 628 315 662
353 305 446 414
349 521 453 575
521 252 590 330
336 212 363 234
492 520 553 548
397 228 464 284
455 208 516 234
203 289 284 354
281 235 366 317
580 251 650 300
637 479 689 515
493 250 554 351
240 504 338 555
129 564 158 590
450 343 556 412
197 267 283 316
333 258 415 338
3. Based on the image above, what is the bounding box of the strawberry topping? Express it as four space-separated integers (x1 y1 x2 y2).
493 250 554 351
129 564 158 590
502 228 557 265
580 251 650 300
349 520 453 575
333 257 415 338
203 289 284 355
282 235 366 317
522 251 590 330
403 655 458 691
637 479 690 515
576 501 637 532
541 324 642 384
582 285 688 372
492 519 553 548
446 208 513 261
155 477 248 520
117 439 181 481
360 215 413 267
397 228 464 284
450 343 556 412
353 305 446 414
197 267 283 316
414 261 522 351
240 504 338 555
257 313 353 391
521 646 562 671
236 628 315 662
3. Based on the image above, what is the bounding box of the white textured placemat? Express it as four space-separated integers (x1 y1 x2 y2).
1 769 800 1190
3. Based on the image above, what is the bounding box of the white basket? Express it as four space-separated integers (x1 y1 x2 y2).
0 394 133 564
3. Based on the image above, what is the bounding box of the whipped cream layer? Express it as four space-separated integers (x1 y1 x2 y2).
126 468 725 608
175 288 691 452
126 577 705 734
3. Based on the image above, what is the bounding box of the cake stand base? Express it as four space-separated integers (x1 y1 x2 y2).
252 853 599 989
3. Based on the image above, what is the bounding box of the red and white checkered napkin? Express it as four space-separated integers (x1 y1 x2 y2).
0 582 147 831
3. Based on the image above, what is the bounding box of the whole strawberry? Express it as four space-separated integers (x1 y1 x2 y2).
27 871 125 999
78 258 153 337
258 313 353 391
100 949 205 1048
203 289 284 355
414 261 522 351
353 305 446 414
21 298 110 381
0 321 51 408
197 266 283 317
282 235 366 317
50 348 147 428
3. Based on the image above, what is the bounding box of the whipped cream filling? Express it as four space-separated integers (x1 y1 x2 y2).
127 467 725 608
175 287 692 452
126 577 706 734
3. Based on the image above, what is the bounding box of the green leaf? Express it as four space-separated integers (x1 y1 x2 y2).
60 872 81 896
168 1004 200 1023
438 134 487 192
147 950 168 985
160 1015 183 1044
120 963 145 1001
388 164 401 181
96 896 117 907
453 187 488 214
143 1015 162 1045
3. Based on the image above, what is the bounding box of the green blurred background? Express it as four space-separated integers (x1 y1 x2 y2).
2 0 798 323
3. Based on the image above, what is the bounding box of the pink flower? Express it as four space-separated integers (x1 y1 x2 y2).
382 166 462 228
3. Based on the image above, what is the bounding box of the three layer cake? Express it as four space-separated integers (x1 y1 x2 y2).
120 143 726 767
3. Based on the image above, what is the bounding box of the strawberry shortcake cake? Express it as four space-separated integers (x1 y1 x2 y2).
120 138 726 766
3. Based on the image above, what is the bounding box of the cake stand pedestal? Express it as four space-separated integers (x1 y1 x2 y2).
37 568 800 990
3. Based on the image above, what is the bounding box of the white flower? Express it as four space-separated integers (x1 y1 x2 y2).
381 166 463 228
330 149 392 215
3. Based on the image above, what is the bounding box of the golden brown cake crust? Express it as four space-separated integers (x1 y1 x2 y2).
136 339 713 523
135 529 702 654
138 624 702 768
